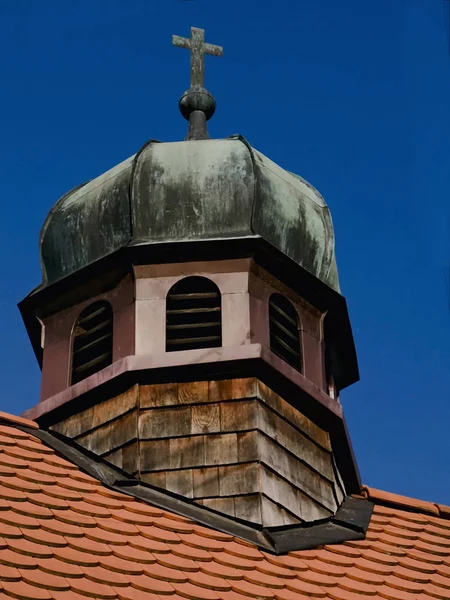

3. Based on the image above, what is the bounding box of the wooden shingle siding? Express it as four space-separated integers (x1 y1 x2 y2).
51 378 346 527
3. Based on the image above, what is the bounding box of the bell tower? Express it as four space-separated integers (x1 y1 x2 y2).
20 27 359 527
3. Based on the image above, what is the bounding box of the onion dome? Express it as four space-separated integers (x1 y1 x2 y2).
40 136 339 291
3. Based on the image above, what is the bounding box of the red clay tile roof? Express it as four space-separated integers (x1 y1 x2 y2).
0 414 450 600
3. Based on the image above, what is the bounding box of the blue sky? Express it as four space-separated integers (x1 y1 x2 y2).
0 0 449 504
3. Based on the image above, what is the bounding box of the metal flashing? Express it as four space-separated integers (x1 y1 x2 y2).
15 420 373 555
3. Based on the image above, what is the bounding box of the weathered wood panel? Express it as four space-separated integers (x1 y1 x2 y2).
257 402 334 479
51 385 138 438
139 383 177 408
257 381 330 449
138 406 192 439
166 469 193 498
169 436 205 470
208 378 256 402
233 494 261 524
50 377 345 528
102 441 139 474
193 467 219 498
178 381 209 405
257 434 337 512
76 410 137 456
261 495 301 527
220 400 257 432
205 433 238 465
141 471 167 489
260 465 332 522
218 463 259 497
191 404 220 434
202 497 235 517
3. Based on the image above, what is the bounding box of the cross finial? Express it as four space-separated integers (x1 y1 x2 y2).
173 27 223 89
172 27 223 140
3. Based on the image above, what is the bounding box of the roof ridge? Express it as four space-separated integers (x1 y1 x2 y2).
0 410 38 429
361 485 450 520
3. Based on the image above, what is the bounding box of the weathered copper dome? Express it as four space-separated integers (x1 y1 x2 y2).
40 135 340 292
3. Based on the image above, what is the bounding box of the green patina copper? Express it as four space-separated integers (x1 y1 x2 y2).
40 135 340 293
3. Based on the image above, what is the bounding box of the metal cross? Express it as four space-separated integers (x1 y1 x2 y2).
172 27 223 88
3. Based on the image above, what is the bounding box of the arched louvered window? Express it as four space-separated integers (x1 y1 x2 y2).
166 277 222 352
269 293 302 372
71 301 113 385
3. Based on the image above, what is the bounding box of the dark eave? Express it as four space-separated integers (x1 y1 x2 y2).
18 236 359 391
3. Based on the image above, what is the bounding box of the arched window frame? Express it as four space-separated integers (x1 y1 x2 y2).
268 293 303 372
70 300 113 385
166 276 222 352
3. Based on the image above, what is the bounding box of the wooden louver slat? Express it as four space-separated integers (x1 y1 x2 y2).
269 294 302 372
71 301 113 385
166 277 222 352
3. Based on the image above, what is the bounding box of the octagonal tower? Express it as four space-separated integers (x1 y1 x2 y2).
20 27 359 527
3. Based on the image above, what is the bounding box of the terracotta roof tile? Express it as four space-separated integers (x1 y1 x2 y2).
138 523 181 544
6 536 53 558
435 562 450 577
326 588 366 600
436 504 450 519
129 573 175 594
344 566 385 585
2 579 53 599
145 563 188 583
69 500 112 519
377 585 414 600
83 565 129 587
242 571 285 589
40 519 84 538
316 549 355 568
188 572 231 592
214 553 263 571
47 485 82 502
430 573 450 590
285 578 326 597
362 487 440 516
256 561 297 579
50 592 90 600
0 523 23 538
54 546 100 567
0 411 39 429
174 542 212 561
221 592 255 600
224 541 264 561
231 579 275 599
21 526 67 547
265 554 310 571
110 545 155 565
20 568 70 591
155 553 198 573
180 532 226 551
1 416 450 600
69 577 117 598
297 570 337 587
275 590 311 600
0 564 21 581
82 525 128 546
175 581 220 599
201 561 243 580
40 557 85 578
128 533 171 554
